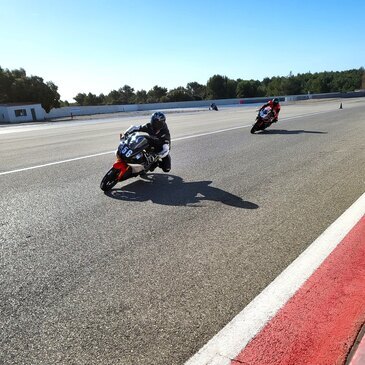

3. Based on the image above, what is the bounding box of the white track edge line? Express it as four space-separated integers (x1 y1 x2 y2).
185 192 365 365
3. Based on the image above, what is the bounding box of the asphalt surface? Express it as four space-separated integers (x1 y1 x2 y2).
1 99 364 365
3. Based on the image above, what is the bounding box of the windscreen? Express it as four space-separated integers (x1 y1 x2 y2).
126 133 149 150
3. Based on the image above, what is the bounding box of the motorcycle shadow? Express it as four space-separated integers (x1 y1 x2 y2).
256 129 327 135
105 173 259 209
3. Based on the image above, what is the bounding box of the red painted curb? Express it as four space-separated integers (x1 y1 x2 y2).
232 216 365 365
349 329 365 365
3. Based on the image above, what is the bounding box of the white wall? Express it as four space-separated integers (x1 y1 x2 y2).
4 91 364 123
46 104 138 119
46 97 268 119
0 107 10 122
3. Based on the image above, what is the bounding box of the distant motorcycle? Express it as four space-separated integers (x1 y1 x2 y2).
250 107 275 134
210 103 218 111
100 132 160 191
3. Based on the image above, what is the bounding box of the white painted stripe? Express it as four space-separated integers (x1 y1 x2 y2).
0 110 329 176
173 125 251 141
0 152 113 176
185 192 365 365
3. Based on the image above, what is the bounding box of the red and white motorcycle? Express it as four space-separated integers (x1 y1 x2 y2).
250 106 275 134
100 132 160 191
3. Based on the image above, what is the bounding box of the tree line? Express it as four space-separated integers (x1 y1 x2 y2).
73 68 364 106
1 65 364 110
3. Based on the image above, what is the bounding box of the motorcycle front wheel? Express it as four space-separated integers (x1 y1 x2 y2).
100 168 120 191
250 121 261 134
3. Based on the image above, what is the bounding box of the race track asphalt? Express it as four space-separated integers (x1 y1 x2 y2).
1 99 364 364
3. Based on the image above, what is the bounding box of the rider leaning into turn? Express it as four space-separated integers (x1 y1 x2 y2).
123 111 171 172
259 98 281 122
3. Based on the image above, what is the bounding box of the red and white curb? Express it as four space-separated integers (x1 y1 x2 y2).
185 192 365 365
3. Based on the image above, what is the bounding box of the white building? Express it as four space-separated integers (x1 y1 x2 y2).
0 103 46 123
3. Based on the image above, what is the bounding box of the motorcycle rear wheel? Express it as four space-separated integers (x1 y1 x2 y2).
100 168 120 191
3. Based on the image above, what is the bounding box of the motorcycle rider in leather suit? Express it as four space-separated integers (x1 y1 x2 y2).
123 111 171 172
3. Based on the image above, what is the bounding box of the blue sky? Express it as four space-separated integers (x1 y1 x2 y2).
1 0 364 101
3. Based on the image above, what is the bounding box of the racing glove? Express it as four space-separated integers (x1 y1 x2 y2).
125 125 140 134
157 143 170 159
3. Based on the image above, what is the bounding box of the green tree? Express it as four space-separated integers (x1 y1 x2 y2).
186 81 206 100
265 76 285 96
74 93 87 105
84 92 99 106
206 75 234 99
206 75 225 99
60 100 70 107
147 85 167 103
118 85 135 104
281 75 302 95
236 80 261 98
0 67 60 112
0 67 13 102
135 89 148 104
97 93 106 104
226 79 237 98
106 90 120 104
166 87 194 102
105 85 135 104
41 81 61 111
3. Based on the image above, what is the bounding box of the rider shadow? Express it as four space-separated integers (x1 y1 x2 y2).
105 174 259 209
257 129 327 135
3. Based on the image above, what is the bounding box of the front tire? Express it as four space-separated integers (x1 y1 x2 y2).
251 120 261 134
100 168 120 191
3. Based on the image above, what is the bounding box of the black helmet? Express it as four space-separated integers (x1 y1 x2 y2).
272 98 279 105
150 112 166 131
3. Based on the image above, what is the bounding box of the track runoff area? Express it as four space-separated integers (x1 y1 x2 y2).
185 192 365 365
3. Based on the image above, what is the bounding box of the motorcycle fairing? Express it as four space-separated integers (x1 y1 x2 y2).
113 160 129 179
